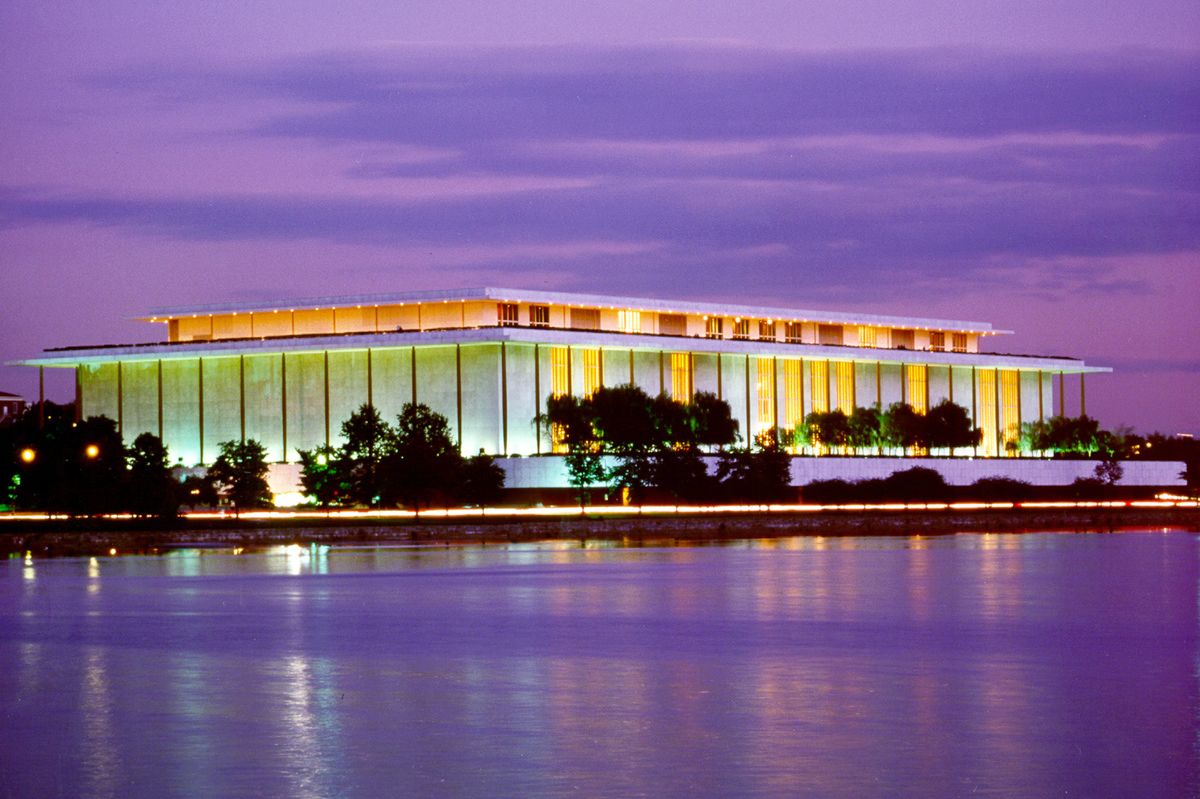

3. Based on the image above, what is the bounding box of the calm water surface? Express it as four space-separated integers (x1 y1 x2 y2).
1 531 1196 798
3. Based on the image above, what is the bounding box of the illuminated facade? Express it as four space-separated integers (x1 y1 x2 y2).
19 288 1106 465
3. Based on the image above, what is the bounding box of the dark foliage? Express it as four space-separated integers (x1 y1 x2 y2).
208 440 273 510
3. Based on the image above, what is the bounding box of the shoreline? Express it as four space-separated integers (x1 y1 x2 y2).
3 506 1198 557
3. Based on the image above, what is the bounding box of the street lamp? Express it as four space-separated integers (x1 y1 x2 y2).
19 448 36 464
85 444 100 459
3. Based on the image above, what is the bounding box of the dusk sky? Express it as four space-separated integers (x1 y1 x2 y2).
2 2 1197 434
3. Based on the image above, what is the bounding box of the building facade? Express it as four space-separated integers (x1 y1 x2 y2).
19 288 1106 466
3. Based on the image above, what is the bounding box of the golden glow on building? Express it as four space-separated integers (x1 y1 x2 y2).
670 352 692 402
979 368 998 456
906 364 928 413
756 357 775 431
617 310 641 334
809 360 829 414
783 359 804 433
857 325 877 348
835 361 855 414
581 348 601 398
1000 369 1021 454
550 346 570 398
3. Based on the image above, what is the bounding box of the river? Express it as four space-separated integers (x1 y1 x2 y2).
1 531 1196 798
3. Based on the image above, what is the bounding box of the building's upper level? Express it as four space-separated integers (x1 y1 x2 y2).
144 288 1008 355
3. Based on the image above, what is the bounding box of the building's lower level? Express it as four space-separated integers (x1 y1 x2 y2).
24 324 1103 467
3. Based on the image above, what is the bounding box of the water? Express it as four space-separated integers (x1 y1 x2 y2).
1 532 1196 798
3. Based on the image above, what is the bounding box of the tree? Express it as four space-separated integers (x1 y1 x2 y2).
924 400 980 453
805 410 850 452
460 453 506 507
881 403 926 452
1094 457 1124 486
297 445 348 507
339 404 392 506
208 440 273 511
563 447 605 507
690 391 739 450
651 447 714 503
847 405 884 452
717 429 794 503
127 432 179 518
381 403 463 508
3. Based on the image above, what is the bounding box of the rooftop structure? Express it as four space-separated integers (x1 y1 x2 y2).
18 288 1106 466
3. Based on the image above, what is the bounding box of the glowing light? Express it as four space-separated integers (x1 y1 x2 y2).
20 448 35 463
108 548 117 556
85 444 100 459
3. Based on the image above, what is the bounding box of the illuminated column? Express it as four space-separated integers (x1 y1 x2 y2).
410 348 417 404
716 353 722 400
239 355 246 443
875 361 881 407
1037 369 1044 422
455 344 463 449
323 351 330 447
535 343 544 453
501 341 509 455
744 355 751 437
38 366 45 430
1080 373 1086 417
198 357 205 463
367 349 374 407
116 361 124 437
281 353 288 462
1059 372 1065 416
629 349 634 385
659 351 665 395
947 365 953 405
971 365 977 458
157 360 164 440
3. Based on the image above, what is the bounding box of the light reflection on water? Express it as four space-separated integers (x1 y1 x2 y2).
0 531 1196 798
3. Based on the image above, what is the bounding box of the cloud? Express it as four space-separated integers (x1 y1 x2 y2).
1 42 1191 306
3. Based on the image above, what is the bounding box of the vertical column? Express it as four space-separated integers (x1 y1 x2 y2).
323 351 330 447
567 345 573 396
628 350 634 385
875 362 881 407
659 351 665 396
799 357 806 422
1037 369 1044 422
117 361 124 438
1014 369 1022 453
501 341 509 455
948 365 954 405
74 368 81 423
281 354 288 462
157 359 164 440
198 357 205 464
993 370 1002 457
1080 373 1086 417
410 347 417 404
455 344 463 450
534 343 542 455
971 365 977 458
744 355 751 439
772 356 779 431
716 353 722 400
38 366 45 430
598 348 605 390
367 348 374 408
239 355 246 443
1059 372 1065 416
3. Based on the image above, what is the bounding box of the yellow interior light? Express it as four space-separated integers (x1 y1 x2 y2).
20 448 35 463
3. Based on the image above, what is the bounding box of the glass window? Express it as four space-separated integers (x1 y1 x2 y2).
498 303 519 326
529 305 550 328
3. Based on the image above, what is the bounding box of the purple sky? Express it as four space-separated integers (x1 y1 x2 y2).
2 2 1198 435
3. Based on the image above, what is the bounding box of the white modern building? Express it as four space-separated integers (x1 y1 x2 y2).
19 288 1107 468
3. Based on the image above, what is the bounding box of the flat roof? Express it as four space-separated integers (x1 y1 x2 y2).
141 287 1008 335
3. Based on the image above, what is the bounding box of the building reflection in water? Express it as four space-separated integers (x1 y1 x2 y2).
0 531 1195 797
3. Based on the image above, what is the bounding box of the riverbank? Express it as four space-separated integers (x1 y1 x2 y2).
3 504 1197 557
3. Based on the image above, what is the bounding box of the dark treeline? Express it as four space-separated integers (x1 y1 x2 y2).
802 466 1140 504
298 403 505 509
2 401 184 517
